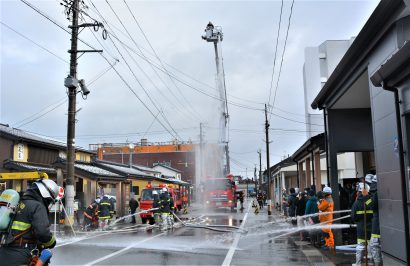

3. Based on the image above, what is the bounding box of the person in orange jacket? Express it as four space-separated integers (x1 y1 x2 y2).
318 186 334 249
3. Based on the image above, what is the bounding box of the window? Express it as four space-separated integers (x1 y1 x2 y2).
132 186 139 195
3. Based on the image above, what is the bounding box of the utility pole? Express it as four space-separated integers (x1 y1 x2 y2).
246 167 248 197
129 143 134 168
199 122 204 186
254 164 257 192
63 0 103 233
202 22 230 176
265 104 272 215
64 0 80 234
258 149 262 192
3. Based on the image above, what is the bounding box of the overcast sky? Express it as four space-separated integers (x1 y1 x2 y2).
0 0 379 177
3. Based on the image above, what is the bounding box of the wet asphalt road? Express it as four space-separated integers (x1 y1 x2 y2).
51 200 321 265
53 209 240 265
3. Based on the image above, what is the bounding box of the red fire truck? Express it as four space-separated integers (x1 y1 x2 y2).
204 174 237 212
139 183 182 224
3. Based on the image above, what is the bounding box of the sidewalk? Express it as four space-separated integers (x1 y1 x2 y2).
229 201 405 266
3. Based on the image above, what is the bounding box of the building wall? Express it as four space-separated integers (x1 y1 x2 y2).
103 151 196 184
303 40 353 138
0 138 14 172
368 23 407 261
27 145 59 164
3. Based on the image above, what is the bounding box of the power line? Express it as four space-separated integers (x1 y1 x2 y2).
15 98 68 128
99 0 183 140
267 0 284 106
50 127 198 140
84 1 264 112
89 0 196 128
271 0 295 110
89 0 200 123
122 0 203 122
21 0 182 141
0 21 68 63
12 58 118 128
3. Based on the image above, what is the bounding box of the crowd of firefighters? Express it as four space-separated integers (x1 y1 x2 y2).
280 173 381 266
82 187 176 232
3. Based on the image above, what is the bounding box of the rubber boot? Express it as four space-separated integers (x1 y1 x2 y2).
355 242 365 266
370 237 383 266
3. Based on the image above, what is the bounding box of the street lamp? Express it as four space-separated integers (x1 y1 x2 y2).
129 143 134 168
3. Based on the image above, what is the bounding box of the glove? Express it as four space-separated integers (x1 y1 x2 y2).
39 249 53 264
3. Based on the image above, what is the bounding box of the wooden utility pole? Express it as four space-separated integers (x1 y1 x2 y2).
65 0 80 233
265 104 271 215
64 0 103 233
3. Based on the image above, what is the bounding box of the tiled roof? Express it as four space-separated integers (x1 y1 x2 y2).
152 163 182 173
75 163 121 177
4 161 56 173
133 164 161 174
0 124 92 153
99 162 148 176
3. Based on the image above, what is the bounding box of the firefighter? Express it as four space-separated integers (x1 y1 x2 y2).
0 179 64 266
238 191 244 210
83 199 99 230
351 182 373 266
318 186 334 250
152 190 161 225
98 195 112 229
168 191 175 229
129 197 139 224
158 188 172 231
369 175 382 266
257 193 263 209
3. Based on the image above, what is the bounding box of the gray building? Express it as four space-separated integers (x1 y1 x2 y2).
312 0 410 263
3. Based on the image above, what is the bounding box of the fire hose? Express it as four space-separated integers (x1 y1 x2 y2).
172 212 248 234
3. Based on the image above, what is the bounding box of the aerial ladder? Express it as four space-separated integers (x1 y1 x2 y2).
202 22 231 176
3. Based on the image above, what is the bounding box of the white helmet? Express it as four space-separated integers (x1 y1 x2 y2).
95 198 101 204
162 187 167 192
371 175 377 183
323 186 332 194
34 179 64 201
152 190 158 195
365 174 373 185
357 182 370 192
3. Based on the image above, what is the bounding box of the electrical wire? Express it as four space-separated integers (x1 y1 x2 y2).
0 21 68 63
122 0 203 122
90 0 194 131
13 97 67 128
92 0 200 123
267 0 284 106
270 0 295 121
15 99 68 128
100 12 182 140
83 1 264 112
12 58 119 129
18 0 183 139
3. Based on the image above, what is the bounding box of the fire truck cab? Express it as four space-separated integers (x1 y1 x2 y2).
204 174 237 212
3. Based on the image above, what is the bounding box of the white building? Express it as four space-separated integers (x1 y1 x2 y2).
303 40 353 138
301 40 370 184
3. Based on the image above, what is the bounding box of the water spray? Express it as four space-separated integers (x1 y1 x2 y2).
108 208 159 227
59 200 77 237
172 212 248 234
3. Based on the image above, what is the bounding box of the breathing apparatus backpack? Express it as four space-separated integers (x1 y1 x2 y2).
0 189 21 245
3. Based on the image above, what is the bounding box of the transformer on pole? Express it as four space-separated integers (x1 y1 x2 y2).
202 22 230 176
